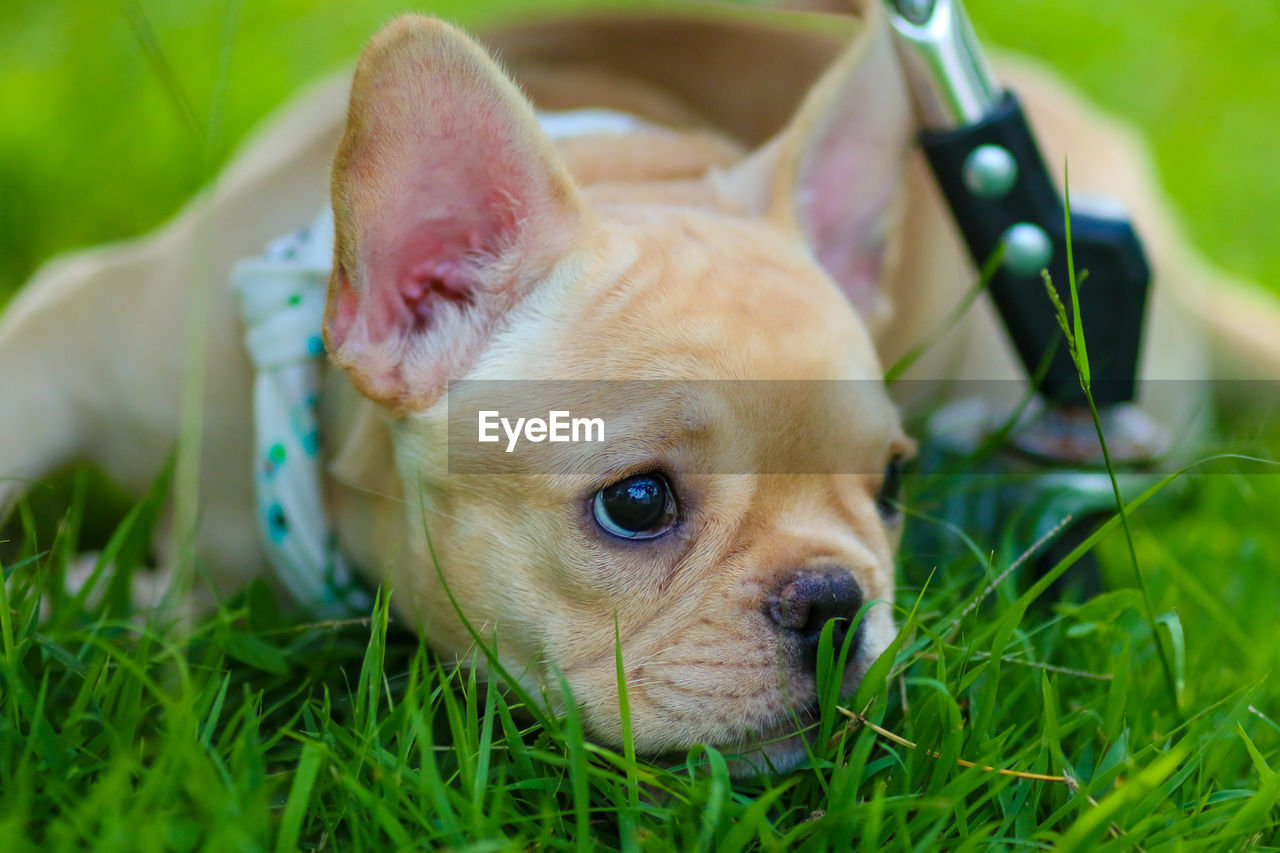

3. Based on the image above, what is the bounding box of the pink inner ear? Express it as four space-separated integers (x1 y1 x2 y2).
399 257 476 329
333 179 529 355
384 218 489 337
325 17 586 406
776 14 913 323
328 227 483 358
800 126 895 317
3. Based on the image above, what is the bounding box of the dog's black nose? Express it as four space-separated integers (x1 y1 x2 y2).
765 569 864 667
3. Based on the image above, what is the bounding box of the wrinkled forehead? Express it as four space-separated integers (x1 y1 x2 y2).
553 212 888 385
449 212 905 478
608 379 901 478
709 378 902 475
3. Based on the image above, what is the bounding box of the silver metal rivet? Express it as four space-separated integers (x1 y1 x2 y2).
1002 223 1053 277
963 144 1018 199
895 0 937 24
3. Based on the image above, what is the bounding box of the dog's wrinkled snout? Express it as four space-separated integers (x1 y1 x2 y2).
765 568 864 667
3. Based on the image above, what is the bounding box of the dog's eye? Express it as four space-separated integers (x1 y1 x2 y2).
593 472 678 540
876 456 905 518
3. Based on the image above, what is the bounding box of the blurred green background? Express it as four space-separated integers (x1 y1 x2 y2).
1 0 1277 304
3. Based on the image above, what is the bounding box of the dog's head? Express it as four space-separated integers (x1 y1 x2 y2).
325 6 915 771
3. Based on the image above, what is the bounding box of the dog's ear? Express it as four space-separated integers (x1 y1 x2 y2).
326 16 589 411
717 5 914 328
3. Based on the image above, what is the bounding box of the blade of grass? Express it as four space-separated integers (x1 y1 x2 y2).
1056 743 1188 850
1043 167 1179 715
614 612 640 853
555 671 592 853
885 243 1005 384
119 0 203 148
275 740 324 852
204 0 242 165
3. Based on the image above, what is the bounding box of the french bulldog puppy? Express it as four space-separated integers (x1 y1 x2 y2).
2 2 1275 770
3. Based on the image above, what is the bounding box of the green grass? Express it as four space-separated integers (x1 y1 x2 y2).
5 451 1280 848
3 0 1280 849
3 0 1278 301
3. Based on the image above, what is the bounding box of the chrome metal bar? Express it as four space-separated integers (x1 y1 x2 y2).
883 0 1001 130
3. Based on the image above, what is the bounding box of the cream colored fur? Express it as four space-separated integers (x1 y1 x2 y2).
2 1 1276 771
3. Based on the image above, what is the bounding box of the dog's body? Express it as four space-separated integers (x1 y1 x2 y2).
3 3 1278 768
